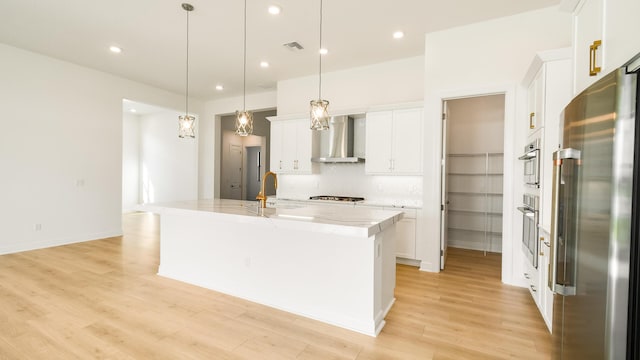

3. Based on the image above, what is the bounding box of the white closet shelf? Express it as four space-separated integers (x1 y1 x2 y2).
448 172 503 176
448 191 503 196
446 152 504 254
449 209 502 216
448 227 502 236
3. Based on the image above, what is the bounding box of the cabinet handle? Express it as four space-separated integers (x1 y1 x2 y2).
279 160 282 170
530 285 537 293
388 159 393 170
294 160 298 170
589 40 602 76
540 237 545 256
529 112 535 129
524 273 530 279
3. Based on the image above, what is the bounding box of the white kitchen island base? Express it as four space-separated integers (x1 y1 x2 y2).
152 200 400 337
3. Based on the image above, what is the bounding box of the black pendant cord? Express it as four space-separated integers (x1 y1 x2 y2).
243 0 247 112
318 0 323 101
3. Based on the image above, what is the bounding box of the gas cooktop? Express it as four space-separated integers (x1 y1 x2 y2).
309 195 365 202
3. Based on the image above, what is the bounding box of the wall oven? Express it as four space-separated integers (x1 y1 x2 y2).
518 139 540 187
518 194 539 268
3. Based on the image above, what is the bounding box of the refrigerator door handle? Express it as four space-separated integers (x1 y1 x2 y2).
550 148 581 295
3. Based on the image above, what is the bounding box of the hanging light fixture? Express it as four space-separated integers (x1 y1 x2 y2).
235 0 253 136
310 0 329 131
178 3 196 138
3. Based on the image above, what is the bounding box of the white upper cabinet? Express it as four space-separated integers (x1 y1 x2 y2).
573 0 604 95
365 108 423 175
526 67 546 136
269 119 317 174
604 0 640 72
570 0 640 95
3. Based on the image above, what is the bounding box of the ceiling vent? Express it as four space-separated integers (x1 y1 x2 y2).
283 42 304 51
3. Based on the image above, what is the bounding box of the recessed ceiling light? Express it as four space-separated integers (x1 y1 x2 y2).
319 48 328 55
393 31 404 39
260 61 269 68
129 109 137 113
268 5 281 15
215 85 224 91
109 46 122 53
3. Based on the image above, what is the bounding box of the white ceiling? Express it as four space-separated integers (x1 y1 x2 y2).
0 0 560 101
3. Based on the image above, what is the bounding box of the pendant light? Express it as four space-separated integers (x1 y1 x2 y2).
235 0 253 136
309 0 329 131
178 3 196 138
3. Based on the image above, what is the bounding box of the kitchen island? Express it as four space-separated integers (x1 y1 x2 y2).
144 199 402 336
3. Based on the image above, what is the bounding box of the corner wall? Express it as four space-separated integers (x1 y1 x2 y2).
421 6 571 285
0 43 203 254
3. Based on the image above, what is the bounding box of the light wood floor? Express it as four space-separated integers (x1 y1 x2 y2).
0 212 551 359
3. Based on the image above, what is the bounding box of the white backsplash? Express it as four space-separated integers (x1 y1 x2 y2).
277 163 423 207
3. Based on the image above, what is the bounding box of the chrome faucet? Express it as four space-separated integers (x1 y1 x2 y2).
256 171 278 208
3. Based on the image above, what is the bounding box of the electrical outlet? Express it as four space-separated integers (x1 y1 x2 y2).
34 224 42 231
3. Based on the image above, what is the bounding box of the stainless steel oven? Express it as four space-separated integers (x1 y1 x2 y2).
518 194 539 268
519 139 540 187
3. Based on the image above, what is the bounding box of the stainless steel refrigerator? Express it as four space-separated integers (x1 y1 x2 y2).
550 56 640 359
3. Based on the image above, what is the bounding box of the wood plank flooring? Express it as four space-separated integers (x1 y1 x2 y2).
0 212 551 359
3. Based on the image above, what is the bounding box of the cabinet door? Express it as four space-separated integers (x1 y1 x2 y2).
295 119 313 173
604 0 640 71
527 77 538 132
365 111 393 174
539 231 553 332
391 108 423 174
573 0 604 95
280 120 297 172
394 218 416 259
270 121 284 173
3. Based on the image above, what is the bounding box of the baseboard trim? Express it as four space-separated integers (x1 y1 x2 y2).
0 229 123 255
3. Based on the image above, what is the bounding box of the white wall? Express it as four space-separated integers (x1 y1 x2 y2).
421 6 571 285
0 43 203 255
447 95 505 154
122 113 140 211
277 56 424 116
139 112 198 204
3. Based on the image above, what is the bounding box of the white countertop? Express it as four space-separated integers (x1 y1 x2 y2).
143 198 404 238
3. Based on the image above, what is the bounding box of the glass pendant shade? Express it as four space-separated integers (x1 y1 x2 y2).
235 110 253 136
310 99 330 130
178 114 196 138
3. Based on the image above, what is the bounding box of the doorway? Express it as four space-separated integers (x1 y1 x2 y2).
217 109 276 200
440 94 505 273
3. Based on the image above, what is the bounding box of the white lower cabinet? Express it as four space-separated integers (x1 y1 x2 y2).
539 228 553 332
524 257 540 308
386 207 417 260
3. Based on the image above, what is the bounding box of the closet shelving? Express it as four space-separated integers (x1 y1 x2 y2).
446 153 504 254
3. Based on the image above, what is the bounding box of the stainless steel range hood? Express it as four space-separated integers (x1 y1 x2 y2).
311 116 364 163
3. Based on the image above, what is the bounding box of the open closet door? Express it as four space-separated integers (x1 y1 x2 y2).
440 101 450 269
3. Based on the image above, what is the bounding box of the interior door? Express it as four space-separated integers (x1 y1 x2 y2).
440 101 450 269
245 146 261 200
229 144 243 200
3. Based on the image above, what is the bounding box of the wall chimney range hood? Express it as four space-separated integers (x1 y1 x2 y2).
311 116 364 163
